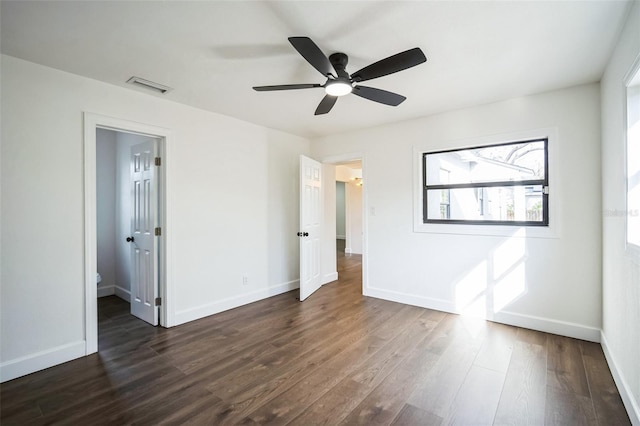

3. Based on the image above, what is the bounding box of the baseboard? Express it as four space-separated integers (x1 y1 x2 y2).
345 248 362 255
0 340 85 383
322 272 338 285
364 287 456 314
114 285 130 302
493 310 600 342
173 280 299 326
97 285 115 298
364 286 601 342
601 332 640 425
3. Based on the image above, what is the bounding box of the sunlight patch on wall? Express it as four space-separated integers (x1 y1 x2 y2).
455 262 488 317
493 229 527 312
454 228 527 318
494 263 526 313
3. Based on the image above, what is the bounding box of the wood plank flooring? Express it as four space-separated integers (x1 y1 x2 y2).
1 243 630 425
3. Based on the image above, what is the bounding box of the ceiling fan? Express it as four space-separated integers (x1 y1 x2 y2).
253 37 427 115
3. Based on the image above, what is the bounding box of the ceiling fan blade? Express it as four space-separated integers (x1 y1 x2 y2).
315 95 338 115
288 37 336 77
351 48 427 82
352 85 406 106
253 84 322 91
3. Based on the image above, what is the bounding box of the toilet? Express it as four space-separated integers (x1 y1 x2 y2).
96 272 102 286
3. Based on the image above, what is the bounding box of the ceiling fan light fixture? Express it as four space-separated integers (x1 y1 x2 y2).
325 80 353 97
254 37 427 115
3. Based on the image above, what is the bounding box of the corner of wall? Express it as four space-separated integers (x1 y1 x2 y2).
601 332 640 425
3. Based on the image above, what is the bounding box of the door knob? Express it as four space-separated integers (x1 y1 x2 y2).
126 236 135 242
297 232 309 237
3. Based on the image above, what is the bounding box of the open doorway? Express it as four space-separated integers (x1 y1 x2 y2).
84 113 170 355
335 161 363 283
317 155 365 295
96 129 162 323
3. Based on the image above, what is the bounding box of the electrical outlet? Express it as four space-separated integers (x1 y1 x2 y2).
242 275 249 285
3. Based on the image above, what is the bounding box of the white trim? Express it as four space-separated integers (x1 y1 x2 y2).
97 285 130 300
84 112 173 356
364 286 456 314
412 128 561 239
97 285 115 298
114 285 131 302
0 341 85 383
364 286 600 342
173 280 298 326
336 235 346 240
623 53 640 262
83 114 98 354
622 50 640 85
601 332 640 425
322 272 338 285
493 310 600 343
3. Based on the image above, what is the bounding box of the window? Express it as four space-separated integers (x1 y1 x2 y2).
423 139 548 226
626 65 640 248
439 168 451 219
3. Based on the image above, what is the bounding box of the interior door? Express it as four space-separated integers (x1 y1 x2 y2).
299 155 322 301
128 140 159 325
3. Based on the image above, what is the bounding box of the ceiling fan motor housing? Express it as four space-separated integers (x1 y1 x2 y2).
329 52 350 78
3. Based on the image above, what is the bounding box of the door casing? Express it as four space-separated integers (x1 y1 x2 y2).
83 112 172 355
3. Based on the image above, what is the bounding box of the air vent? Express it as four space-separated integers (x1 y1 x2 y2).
126 76 172 94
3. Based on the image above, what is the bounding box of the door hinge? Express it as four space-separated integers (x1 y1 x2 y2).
155 157 161 166
543 186 550 195
155 227 162 236
155 297 162 306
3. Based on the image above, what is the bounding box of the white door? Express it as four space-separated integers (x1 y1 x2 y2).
128 140 159 325
299 155 322 301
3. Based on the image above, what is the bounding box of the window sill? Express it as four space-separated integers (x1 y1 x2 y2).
413 222 559 239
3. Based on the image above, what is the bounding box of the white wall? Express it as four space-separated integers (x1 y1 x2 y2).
96 129 117 297
601 1 640 423
312 83 602 341
345 181 363 255
336 182 346 239
335 165 358 182
0 55 310 381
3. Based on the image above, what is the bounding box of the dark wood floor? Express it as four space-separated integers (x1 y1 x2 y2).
1 242 630 425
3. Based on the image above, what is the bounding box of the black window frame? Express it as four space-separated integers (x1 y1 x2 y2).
423 138 549 226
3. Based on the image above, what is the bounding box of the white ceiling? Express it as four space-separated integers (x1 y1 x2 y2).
0 1 631 139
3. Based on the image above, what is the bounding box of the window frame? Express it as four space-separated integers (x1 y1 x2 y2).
624 55 640 258
422 138 549 226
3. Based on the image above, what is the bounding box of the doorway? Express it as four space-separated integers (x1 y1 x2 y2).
84 113 170 355
319 154 366 295
334 161 363 282
298 155 366 301
96 129 161 325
